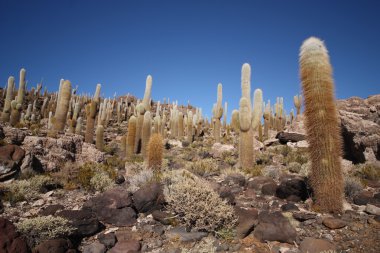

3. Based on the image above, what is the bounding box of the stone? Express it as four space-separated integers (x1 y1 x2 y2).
353 191 373 206
33 238 74 253
322 217 347 229
133 182 165 213
166 227 208 242
83 242 106 253
0 144 25 181
152 210 176 226
276 178 308 201
108 240 141 253
292 212 317 221
235 207 259 239
211 143 235 158
98 232 117 248
84 187 136 226
247 176 276 191
299 237 336 253
0 217 29 253
57 209 102 237
4 126 26 145
224 173 246 187
20 153 44 175
365 204 380 215
276 131 306 144
253 211 297 243
218 186 236 204
281 203 299 212
39 204 65 216
261 182 277 196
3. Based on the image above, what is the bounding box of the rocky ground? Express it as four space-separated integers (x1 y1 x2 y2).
0 95 379 253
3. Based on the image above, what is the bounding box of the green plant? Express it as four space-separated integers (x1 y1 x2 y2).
300 37 344 213
16 216 75 247
164 169 237 232
128 169 154 192
242 164 263 177
77 162 116 191
358 163 380 181
215 228 236 241
90 171 114 192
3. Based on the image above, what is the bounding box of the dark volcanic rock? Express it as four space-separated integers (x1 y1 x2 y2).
33 238 75 253
0 144 25 180
293 212 317 221
261 182 278 196
84 187 136 226
0 217 29 253
57 209 102 237
281 203 299 212
247 176 276 191
276 178 308 201
253 211 297 243
108 240 141 253
133 182 165 213
235 207 259 239
98 232 117 248
276 131 306 144
353 191 373 206
38 204 65 216
299 237 335 253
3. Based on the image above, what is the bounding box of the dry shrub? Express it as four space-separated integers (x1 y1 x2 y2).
187 158 219 176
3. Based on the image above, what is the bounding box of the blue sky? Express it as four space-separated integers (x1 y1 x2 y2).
1 0 379 120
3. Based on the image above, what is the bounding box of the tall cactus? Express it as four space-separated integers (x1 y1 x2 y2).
212 83 223 143
142 75 152 111
134 103 145 153
293 94 302 118
231 110 240 132
96 125 104 151
53 80 72 131
299 37 343 213
141 111 151 158
10 68 26 126
1 76 15 122
85 100 98 143
126 116 137 158
147 133 163 172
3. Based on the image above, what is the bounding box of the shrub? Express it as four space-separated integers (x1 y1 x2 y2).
262 166 281 179
288 162 302 173
4 175 52 203
242 164 263 177
344 176 363 199
164 169 237 232
358 163 380 181
128 169 154 192
186 158 219 176
90 172 114 192
77 162 116 191
16 215 75 247
284 149 308 165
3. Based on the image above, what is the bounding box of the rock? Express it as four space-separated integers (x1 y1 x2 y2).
98 232 117 248
365 204 380 215
0 144 25 180
83 242 106 253
57 209 102 237
322 217 347 229
133 182 165 213
33 238 74 253
276 131 306 144
108 240 141 253
263 138 280 147
211 143 235 158
0 217 29 253
152 210 176 225
276 178 308 201
39 204 65 216
167 139 183 148
166 227 208 242
261 182 278 196
0 125 5 140
20 153 44 175
253 211 297 243
293 212 317 221
247 176 276 191
299 237 336 253
235 207 259 239
4 126 27 145
32 199 45 207
223 173 246 187
353 191 373 206
84 188 136 226
287 140 309 149
218 186 236 205
281 203 299 212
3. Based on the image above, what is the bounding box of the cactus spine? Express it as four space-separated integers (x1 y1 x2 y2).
1 76 15 122
299 37 343 213
54 80 72 131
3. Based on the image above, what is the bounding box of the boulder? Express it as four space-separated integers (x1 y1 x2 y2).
211 143 234 158
0 217 29 253
365 204 380 215
322 217 347 229
84 188 136 226
0 144 25 181
253 211 297 243
3 126 27 145
108 240 141 253
235 207 259 239
247 176 276 191
261 182 278 196
98 232 117 248
276 178 309 201
82 242 106 253
276 131 306 144
33 238 75 253
299 237 335 253
133 182 165 213
57 209 102 238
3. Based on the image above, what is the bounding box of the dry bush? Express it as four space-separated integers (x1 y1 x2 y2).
186 158 219 176
90 171 114 192
164 169 237 232
128 168 154 192
344 176 363 199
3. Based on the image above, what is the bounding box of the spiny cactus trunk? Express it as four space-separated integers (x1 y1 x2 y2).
54 80 72 132
1 77 15 123
141 111 151 159
300 37 343 213
96 125 104 151
126 116 137 158
147 133 163 172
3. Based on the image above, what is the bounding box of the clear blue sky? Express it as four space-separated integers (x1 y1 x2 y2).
1 0 379 120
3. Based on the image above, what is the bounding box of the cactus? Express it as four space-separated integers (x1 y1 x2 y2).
299 37 343 213
147 133 163 172
75 117 82 135
1 76 15 122
187 111 193 142
85 100 98 143
212 83 223 143
94 84 101 103
142 75 152 111
263 100 271 139
53 80 72 131
141 111 152 158
126 116 137 158
231 110 240 132
96 125 104 151
10 69 26 126
134 103 145 153
294 94 302 118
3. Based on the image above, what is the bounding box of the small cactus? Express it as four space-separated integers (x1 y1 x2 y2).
96 125 104 151
212 83 223 143
126 116 137 158
299 37 343 213
147 133 163 172
293 94 302 118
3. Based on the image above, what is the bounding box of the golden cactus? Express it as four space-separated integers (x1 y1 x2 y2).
299 37 343 213
147 133 163 172
126 116 137 158
54 80 72 132
96 125 104 151
141 111 151 158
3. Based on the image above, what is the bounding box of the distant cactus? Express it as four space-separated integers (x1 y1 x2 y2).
10 69 26 126
126 116 137 158
96 125 104 151
293 94 302 117
300 37 343 213
1 76 15 122
231 109 240 132
187 111 193 142
85 100 98 143
134 103 145 153
75 117 82 135
263 100 271 139
141 111 152 158
142 75 152 111
212 83 223 143
147 133 163 172
53 80 72 132
94 84 101 103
